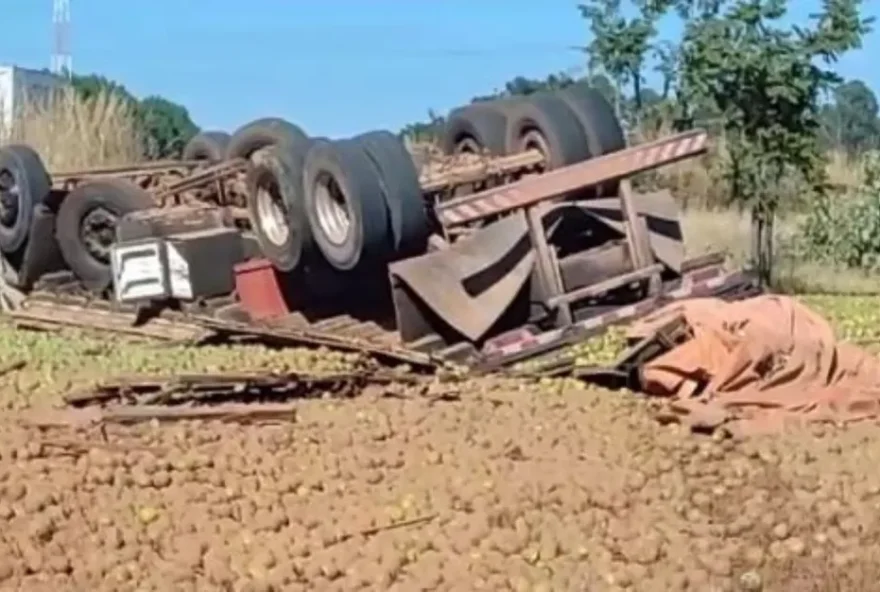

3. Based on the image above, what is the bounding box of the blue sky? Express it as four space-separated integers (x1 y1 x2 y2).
1 1 878 137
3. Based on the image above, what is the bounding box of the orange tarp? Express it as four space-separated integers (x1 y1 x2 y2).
628 295 880 433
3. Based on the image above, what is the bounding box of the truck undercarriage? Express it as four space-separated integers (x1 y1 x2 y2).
0 86 759 377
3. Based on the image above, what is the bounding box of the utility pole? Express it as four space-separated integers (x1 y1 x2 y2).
51 0 72 77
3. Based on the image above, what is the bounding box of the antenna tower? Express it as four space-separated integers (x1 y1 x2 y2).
51 0 72 76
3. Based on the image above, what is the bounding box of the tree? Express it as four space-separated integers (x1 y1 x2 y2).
471 72 579 102
578 0 662 123
70 73 199 160
821 78 880 155
671 0 871 284
400 109 444 143
70 74 137 104
138 96 199 159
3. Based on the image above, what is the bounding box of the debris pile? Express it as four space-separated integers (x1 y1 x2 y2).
23 368 428 428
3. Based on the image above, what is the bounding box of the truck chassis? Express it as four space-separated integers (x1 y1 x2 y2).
1 123 758 376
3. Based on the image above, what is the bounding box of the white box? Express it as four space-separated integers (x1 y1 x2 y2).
110 239 169 303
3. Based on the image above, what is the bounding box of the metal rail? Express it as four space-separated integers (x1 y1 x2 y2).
52 159 205 179
51 148 546 203
436 129 709 227
154 158 249 201
418 149 544 193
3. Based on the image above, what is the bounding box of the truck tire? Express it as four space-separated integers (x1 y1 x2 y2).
56 179 154 292
441 102 510 156
226 118 309 160
303 139 390 271
0 145 51 254
245 142 314 272
353 130 429 255
182 131 231 162
556 84 626 156
504 94 592 169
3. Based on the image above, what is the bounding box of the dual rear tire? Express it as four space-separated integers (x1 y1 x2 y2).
251 132 427 276
230 122 428 302
43 85 628 292
439 83 626 171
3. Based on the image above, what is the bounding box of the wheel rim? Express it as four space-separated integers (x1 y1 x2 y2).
255 177 290 247
314 172 351 246
0 169 21 229
80 207 118 264
454 137 482 155
521 129 550 170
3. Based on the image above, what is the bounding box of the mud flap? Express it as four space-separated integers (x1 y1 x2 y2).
390 213 536 343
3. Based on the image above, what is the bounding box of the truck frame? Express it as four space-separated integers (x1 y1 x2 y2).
0 107 757 376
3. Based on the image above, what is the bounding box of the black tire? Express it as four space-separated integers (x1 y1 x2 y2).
352 130 429 255
56 179 154 292
302 139 390 271
182 131 231 162
441 102 511 156
556 84 626 156
226 118 309 160
504 94 592 169
245 142 314 272
0 145 51 254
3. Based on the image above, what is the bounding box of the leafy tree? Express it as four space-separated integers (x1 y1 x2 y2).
578 0 662 122
70 74 137 104
70 73 199 159
138 96 199 159
821 78 880 155
400 109 444 143
800 150 880 268
472 72 579 102
670 0 871 284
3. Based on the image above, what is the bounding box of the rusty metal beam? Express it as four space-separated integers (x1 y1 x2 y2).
547 264 663 308
154 159 249 200
436 129 709 228
419 149 545 193
52 159 203 180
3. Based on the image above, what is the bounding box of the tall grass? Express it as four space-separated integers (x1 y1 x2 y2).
0 86 143 171
678 207 880 294
635 119 867 210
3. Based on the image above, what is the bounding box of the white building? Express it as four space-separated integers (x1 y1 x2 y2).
0 65 64 137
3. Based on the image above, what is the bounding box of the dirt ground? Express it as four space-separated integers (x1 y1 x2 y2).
2 299 880 591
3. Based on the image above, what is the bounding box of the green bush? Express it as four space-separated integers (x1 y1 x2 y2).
799 152 880 269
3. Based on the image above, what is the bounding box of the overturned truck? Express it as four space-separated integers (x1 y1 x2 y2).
0 84 758 372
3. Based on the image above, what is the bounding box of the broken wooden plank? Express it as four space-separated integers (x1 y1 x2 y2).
22 402 300 427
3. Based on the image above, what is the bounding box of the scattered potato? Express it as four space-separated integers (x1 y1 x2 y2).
800 294 880 346
0 296 877 589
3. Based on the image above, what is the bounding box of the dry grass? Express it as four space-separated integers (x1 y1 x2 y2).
679 207 880 294
0 85 143 172
638 122 867 209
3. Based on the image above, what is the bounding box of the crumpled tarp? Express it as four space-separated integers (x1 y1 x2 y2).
627 295 880 433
